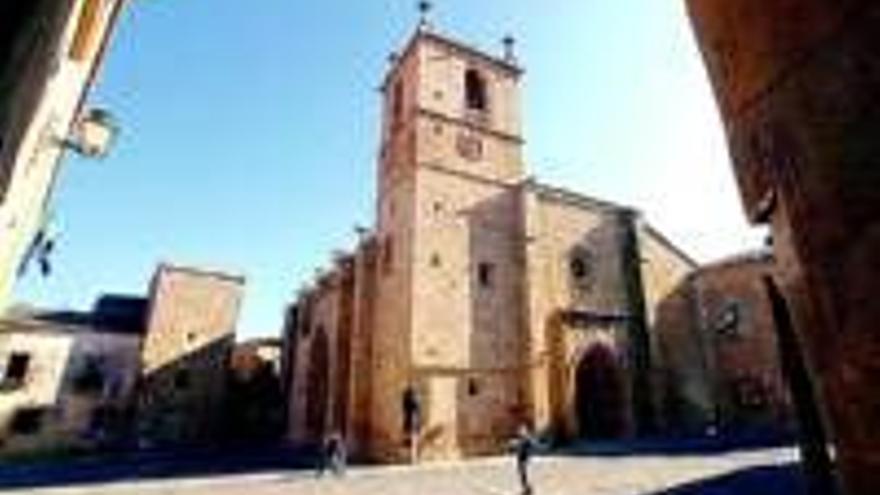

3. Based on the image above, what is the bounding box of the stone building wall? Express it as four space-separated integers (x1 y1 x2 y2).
637 225 700 431
413 35 523 184
138 264 244 446
407 32 526 460
522 187 696 441
654 253 793 436
698 256 792 432
226 338 285 443
0 317 141 457
638 226 699 326
347 240 379 455
652 275 708 434
372 46 418 453
522 186 630 438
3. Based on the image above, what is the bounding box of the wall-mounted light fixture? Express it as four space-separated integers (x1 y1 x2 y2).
18 108 119 280
57 108 119 159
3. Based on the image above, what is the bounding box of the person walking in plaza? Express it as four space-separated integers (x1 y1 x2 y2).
402 386 421 464
511 423 540 495
317 431 346 478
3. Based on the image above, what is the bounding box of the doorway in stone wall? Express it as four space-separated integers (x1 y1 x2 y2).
575 345 626 439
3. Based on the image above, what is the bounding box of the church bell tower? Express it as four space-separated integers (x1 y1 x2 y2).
369 2 529 459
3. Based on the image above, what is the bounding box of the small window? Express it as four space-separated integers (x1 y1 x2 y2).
186 331 197 343
10 408 45 435
467 378 480 397
430 253 442 268
465 69 488 111
477 262 494 289
5 353 31 384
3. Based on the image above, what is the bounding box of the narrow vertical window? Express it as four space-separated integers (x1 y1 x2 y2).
4 353 31 385
383 235 394 275
392 81 404 126
477 262 494 289
467 378 480 396
464 69 488 111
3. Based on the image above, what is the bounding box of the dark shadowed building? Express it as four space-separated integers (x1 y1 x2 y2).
656 251 794 437
137 264 245 448
225 338 285 444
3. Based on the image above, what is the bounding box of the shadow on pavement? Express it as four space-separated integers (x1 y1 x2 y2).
0 436 802 492
0 445 316 490
552 432 796 458
648 462 805 495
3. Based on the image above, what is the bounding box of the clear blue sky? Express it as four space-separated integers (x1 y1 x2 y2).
16 0 763 338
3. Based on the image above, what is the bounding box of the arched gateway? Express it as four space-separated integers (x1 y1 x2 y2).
574 345 627 439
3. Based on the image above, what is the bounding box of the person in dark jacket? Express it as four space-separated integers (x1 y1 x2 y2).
317 431 346 478
402 386 421 463
510 424 540 495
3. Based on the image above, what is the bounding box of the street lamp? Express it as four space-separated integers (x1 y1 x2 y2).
58 107 119 159
20 108 119 279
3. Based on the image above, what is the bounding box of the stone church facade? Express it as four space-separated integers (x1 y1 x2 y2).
284 26 702 462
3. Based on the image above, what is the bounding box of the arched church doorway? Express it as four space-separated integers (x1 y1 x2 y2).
305 328 329 441
574 345 626 439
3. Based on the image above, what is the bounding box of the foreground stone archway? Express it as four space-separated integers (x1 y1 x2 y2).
685 1 880 492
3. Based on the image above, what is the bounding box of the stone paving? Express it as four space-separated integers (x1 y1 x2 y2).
3 447 802 495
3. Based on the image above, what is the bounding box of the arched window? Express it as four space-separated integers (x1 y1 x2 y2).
464 69 488 111
569 246 595 292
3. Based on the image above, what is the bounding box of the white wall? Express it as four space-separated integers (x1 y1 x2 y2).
0 0 122 314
